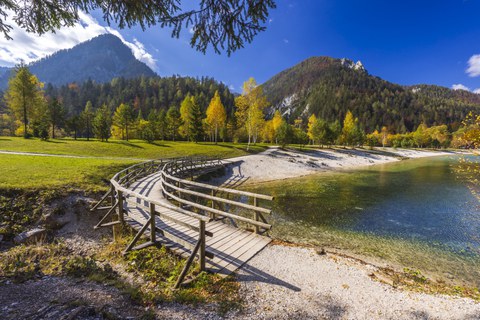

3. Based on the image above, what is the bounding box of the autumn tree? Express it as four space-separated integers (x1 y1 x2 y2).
47 98 65 139
93 104 112 142
381 126 389 148
179 94 193 140
5 63 45 138
340 111 364 147
413 123 431 148
113 103 135 140
235 78 269 149
205 90 227 144
0 1 276 55
166 106 181 141
271 110 283 144
307 114 317 145
81 101 94 141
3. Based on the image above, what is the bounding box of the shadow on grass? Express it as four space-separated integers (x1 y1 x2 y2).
0 138 12 141
149 141 172 148
110 140 145 149
45 140 67 144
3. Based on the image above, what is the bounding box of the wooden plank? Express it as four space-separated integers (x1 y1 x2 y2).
216 237 271 276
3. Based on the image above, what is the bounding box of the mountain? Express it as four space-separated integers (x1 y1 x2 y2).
262 56 480 133
0 34 156 89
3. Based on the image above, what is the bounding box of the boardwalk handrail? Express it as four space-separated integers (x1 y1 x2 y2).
93 156 273 287
160 158 273 232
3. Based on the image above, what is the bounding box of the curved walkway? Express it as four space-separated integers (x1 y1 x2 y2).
99 159 272 278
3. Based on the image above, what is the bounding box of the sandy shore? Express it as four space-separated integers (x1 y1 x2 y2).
216 147 455 186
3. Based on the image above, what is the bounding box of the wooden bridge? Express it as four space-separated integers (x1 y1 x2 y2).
92 157 273 287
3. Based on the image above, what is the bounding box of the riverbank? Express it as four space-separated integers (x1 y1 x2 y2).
216 147 456 186
236 244 480 319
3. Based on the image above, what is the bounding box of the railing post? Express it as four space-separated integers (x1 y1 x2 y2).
211 190 216 220
199 220 206 271
254 196 259 234
118 190 124 224
110 184 115 207
150 202 156 243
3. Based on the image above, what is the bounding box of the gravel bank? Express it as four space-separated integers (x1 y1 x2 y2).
235 245 480 320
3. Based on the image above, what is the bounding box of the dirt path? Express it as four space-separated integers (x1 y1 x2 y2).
0 150 145 161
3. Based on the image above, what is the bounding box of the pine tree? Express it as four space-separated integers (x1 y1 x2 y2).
205 90 227 143
81 101 94 141
166 106 181 141
189 96 204 142
93 104 112 142
47 98 65 139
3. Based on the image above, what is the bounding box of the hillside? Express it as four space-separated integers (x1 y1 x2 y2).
0 34 156 89
262 56 480 133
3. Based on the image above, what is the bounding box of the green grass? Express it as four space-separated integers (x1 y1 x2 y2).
0 154 135 191
0 137 267 159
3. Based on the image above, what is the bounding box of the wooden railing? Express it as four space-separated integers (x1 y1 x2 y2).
92 157 273 288
161 158 273 234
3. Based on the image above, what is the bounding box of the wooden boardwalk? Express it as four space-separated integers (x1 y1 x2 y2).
123 169 272 277
93 158 273 285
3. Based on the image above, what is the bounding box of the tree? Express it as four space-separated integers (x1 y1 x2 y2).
276 120 293 147
311 117 332 147
205 90 227 143
413 123 431 148
157 109 167 140
93 104 112 142
340 110 363 147
65 114 83 140
307 114 318 145
47 98 65 139
271 110 283 144
381 126 389 148
166 106 181 141
4 63 45 138
235 78 269 149
188 96 204 142
179 94 193 140
113 103 135 140
0 1 276 55
81 101 94 141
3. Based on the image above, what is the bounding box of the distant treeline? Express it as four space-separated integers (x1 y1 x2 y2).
0 65 479 150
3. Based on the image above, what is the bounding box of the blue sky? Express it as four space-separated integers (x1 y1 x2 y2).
1 0 480 93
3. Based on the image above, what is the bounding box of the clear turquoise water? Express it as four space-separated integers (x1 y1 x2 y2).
246 155 480 285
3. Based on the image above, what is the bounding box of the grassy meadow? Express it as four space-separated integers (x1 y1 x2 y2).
0 137 267 191
0 137 266 160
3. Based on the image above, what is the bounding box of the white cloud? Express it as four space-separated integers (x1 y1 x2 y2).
0 11 157 71
473 88 480 94
283 38 289 44
452 84 470 91
466 54 480 77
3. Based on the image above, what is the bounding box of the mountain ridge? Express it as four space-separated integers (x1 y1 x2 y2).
261 56 480 133
0 34 156 89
